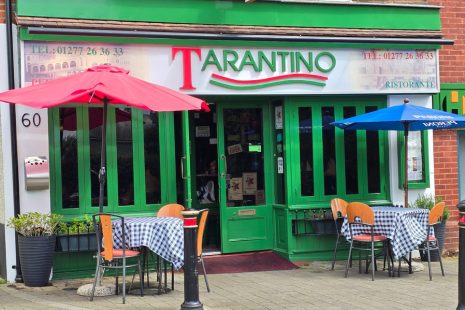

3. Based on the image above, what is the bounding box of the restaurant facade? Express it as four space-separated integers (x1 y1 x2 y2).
0 0 454 281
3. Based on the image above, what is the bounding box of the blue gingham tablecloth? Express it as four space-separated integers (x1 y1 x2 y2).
111 217 184 270
341 207 433 260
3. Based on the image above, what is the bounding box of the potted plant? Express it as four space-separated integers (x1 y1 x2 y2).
57 215 98 252
7 212 62 287
410 194 450 262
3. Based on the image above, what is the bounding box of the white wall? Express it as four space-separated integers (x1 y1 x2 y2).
0 23 19 283
15 105 50 214
387 95 435 207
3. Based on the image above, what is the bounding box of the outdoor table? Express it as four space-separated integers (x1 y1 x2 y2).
111 217 184 293
341 206 433 273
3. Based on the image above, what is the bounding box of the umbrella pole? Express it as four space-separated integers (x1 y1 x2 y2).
404 123 409 208
98 98 108 214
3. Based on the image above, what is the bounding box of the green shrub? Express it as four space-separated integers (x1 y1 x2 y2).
410 194 449 221
7 212 62 236
59 215 96 234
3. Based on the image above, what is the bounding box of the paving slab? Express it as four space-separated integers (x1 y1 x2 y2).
0 258 458 309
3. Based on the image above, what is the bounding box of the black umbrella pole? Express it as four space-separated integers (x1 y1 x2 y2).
180 209 203 310
98 99 108 213
457 201 465 310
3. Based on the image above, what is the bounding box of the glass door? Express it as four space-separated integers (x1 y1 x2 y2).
217 102 273 253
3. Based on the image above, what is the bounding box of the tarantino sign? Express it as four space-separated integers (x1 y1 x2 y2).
22 41 439 94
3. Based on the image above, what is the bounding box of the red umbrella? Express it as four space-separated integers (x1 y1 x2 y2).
0 65 209 212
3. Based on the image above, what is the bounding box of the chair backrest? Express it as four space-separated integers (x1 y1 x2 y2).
157 204 185 219
197 209 209 256
93 213 125 261
429 202 445 225
347 202 374 225
331 198 348 220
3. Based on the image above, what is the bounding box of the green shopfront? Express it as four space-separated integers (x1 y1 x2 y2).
12 0 449 278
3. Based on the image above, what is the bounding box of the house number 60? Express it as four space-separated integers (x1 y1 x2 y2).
22 113 41 127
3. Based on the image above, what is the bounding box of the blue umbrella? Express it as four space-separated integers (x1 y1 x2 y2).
331 98 465 208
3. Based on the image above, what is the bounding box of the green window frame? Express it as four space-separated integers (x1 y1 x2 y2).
286 96 390 207
397 130 430 189
49 105 173 220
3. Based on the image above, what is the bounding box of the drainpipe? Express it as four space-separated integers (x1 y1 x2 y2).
5 0 22 283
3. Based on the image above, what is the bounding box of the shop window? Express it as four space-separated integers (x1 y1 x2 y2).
55 63 61 70
47 64 54 71
299 107 314 197
50 106 165 217
59 108 79 209
292 97 389 204
143 111 161 205
397 130 430 189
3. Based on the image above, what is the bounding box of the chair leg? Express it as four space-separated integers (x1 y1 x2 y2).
171 263 175 291
365 247 369 274
164 260 168 290
200 254 210 292
427 241 432 281
385 242 391 277
90 264 100 302
122 257 126 304
138 256 144 297
359 248 362 274
408 252 412 274
438 246 445 277
158 257 162 295
345 241 354 278
371 240 375 281
398 257 401 278
331 235 340 270
115 261 119 295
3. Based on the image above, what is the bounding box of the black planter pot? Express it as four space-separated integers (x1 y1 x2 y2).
420 221 447 262
18 235 56 287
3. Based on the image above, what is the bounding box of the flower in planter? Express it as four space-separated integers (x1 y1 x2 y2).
7 212 62 236
59 215 97 234
409 194 450 222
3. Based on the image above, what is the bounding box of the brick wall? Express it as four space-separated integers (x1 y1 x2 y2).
0 0 5 24
428 0 465 84
434 130 460 252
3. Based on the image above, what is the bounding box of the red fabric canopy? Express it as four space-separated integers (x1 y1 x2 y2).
0 65 209 112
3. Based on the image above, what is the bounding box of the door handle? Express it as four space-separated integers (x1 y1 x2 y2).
181 156 187 180
221 154 227 177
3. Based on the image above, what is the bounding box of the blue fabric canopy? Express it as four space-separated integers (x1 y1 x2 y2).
331 103 465 131
331 101 465 209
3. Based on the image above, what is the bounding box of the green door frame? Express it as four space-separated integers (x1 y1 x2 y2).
217 100 274 253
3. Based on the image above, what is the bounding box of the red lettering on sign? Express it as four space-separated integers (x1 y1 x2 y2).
172 47 202 90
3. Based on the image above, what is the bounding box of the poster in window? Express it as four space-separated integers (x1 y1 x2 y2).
275 106 283 129
196 126 210 137
228 178 243 200
256 190 266 205
407 131 423 181
242 172 257 195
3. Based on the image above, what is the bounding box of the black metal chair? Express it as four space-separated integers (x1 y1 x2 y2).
345 202 392 281
418 202 445 281
91 213 144 304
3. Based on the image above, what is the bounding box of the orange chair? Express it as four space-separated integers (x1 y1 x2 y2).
330 198 351 270
418 202 445 280
91 213 144 304
345 203 391 281
157 204 185 219
198 209 210 292
155 204 185 291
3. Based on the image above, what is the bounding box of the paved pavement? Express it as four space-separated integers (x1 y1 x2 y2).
0 258 459 310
